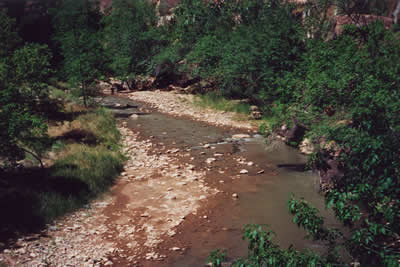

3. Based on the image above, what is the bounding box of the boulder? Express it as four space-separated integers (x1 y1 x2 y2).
299 138 314 154
249 105 262 120
318 151 345 191
279 118 306 145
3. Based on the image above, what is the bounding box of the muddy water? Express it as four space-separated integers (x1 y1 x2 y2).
127 112 339 266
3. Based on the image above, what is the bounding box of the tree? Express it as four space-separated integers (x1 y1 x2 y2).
0 10 51 167
102 0 157 89
53 0 104 106
12 43 52 100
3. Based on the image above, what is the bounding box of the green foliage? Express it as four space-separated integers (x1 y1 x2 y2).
102 0 157 82
12 43 53 99
207 249 227 267
0 11 51 166
165 0 304 103
53 0 104 106
282 22 400 265
0 9 21 58
186 4 399 266
232 224 331 267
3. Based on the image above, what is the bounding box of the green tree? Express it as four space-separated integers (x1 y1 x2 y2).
102 0 157 88
240 22 400 266
12 43 52 100
0 10 51 167
53 0 104 106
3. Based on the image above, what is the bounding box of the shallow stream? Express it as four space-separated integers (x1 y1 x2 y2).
122 104 338 266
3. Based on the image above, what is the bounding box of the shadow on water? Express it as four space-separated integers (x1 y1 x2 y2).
276 163 308 172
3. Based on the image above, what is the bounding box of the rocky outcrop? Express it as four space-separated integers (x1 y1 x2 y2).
317 151 344 191
249 105 262 120
279 118 306 145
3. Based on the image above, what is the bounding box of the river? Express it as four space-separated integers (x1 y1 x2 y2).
125 110 339 266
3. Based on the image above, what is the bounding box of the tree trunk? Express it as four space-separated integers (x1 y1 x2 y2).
393 0 400 24
22 147 44 169
82 82 88 107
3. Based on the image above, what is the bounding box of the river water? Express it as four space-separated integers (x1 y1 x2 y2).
126 110 339 266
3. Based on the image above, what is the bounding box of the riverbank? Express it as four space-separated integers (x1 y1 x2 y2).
0 91 330 267
125 90 258 131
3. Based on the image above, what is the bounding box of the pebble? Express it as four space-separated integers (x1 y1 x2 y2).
239 169 248 174
232 193 239 198
206 158 216 164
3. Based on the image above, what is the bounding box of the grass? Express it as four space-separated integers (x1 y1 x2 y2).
194 91 251 115
42 144 124 221
193 91 273 129
0 104 124 240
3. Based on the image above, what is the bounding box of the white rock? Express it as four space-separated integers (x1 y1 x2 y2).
206 158 216 164
130 114 139 119
16 248 26 254
232 134 251 139
247 161 254 166
239 169 248 174
232 193 239 198
170 247 181 251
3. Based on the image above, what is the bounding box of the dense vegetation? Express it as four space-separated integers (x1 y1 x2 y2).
0 0 399 265
0 2 123 238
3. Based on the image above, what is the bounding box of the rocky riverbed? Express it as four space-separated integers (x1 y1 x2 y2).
0 91 260 267
0 90 335 267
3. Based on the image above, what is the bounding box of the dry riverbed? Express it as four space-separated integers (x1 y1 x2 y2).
0 90 262 267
